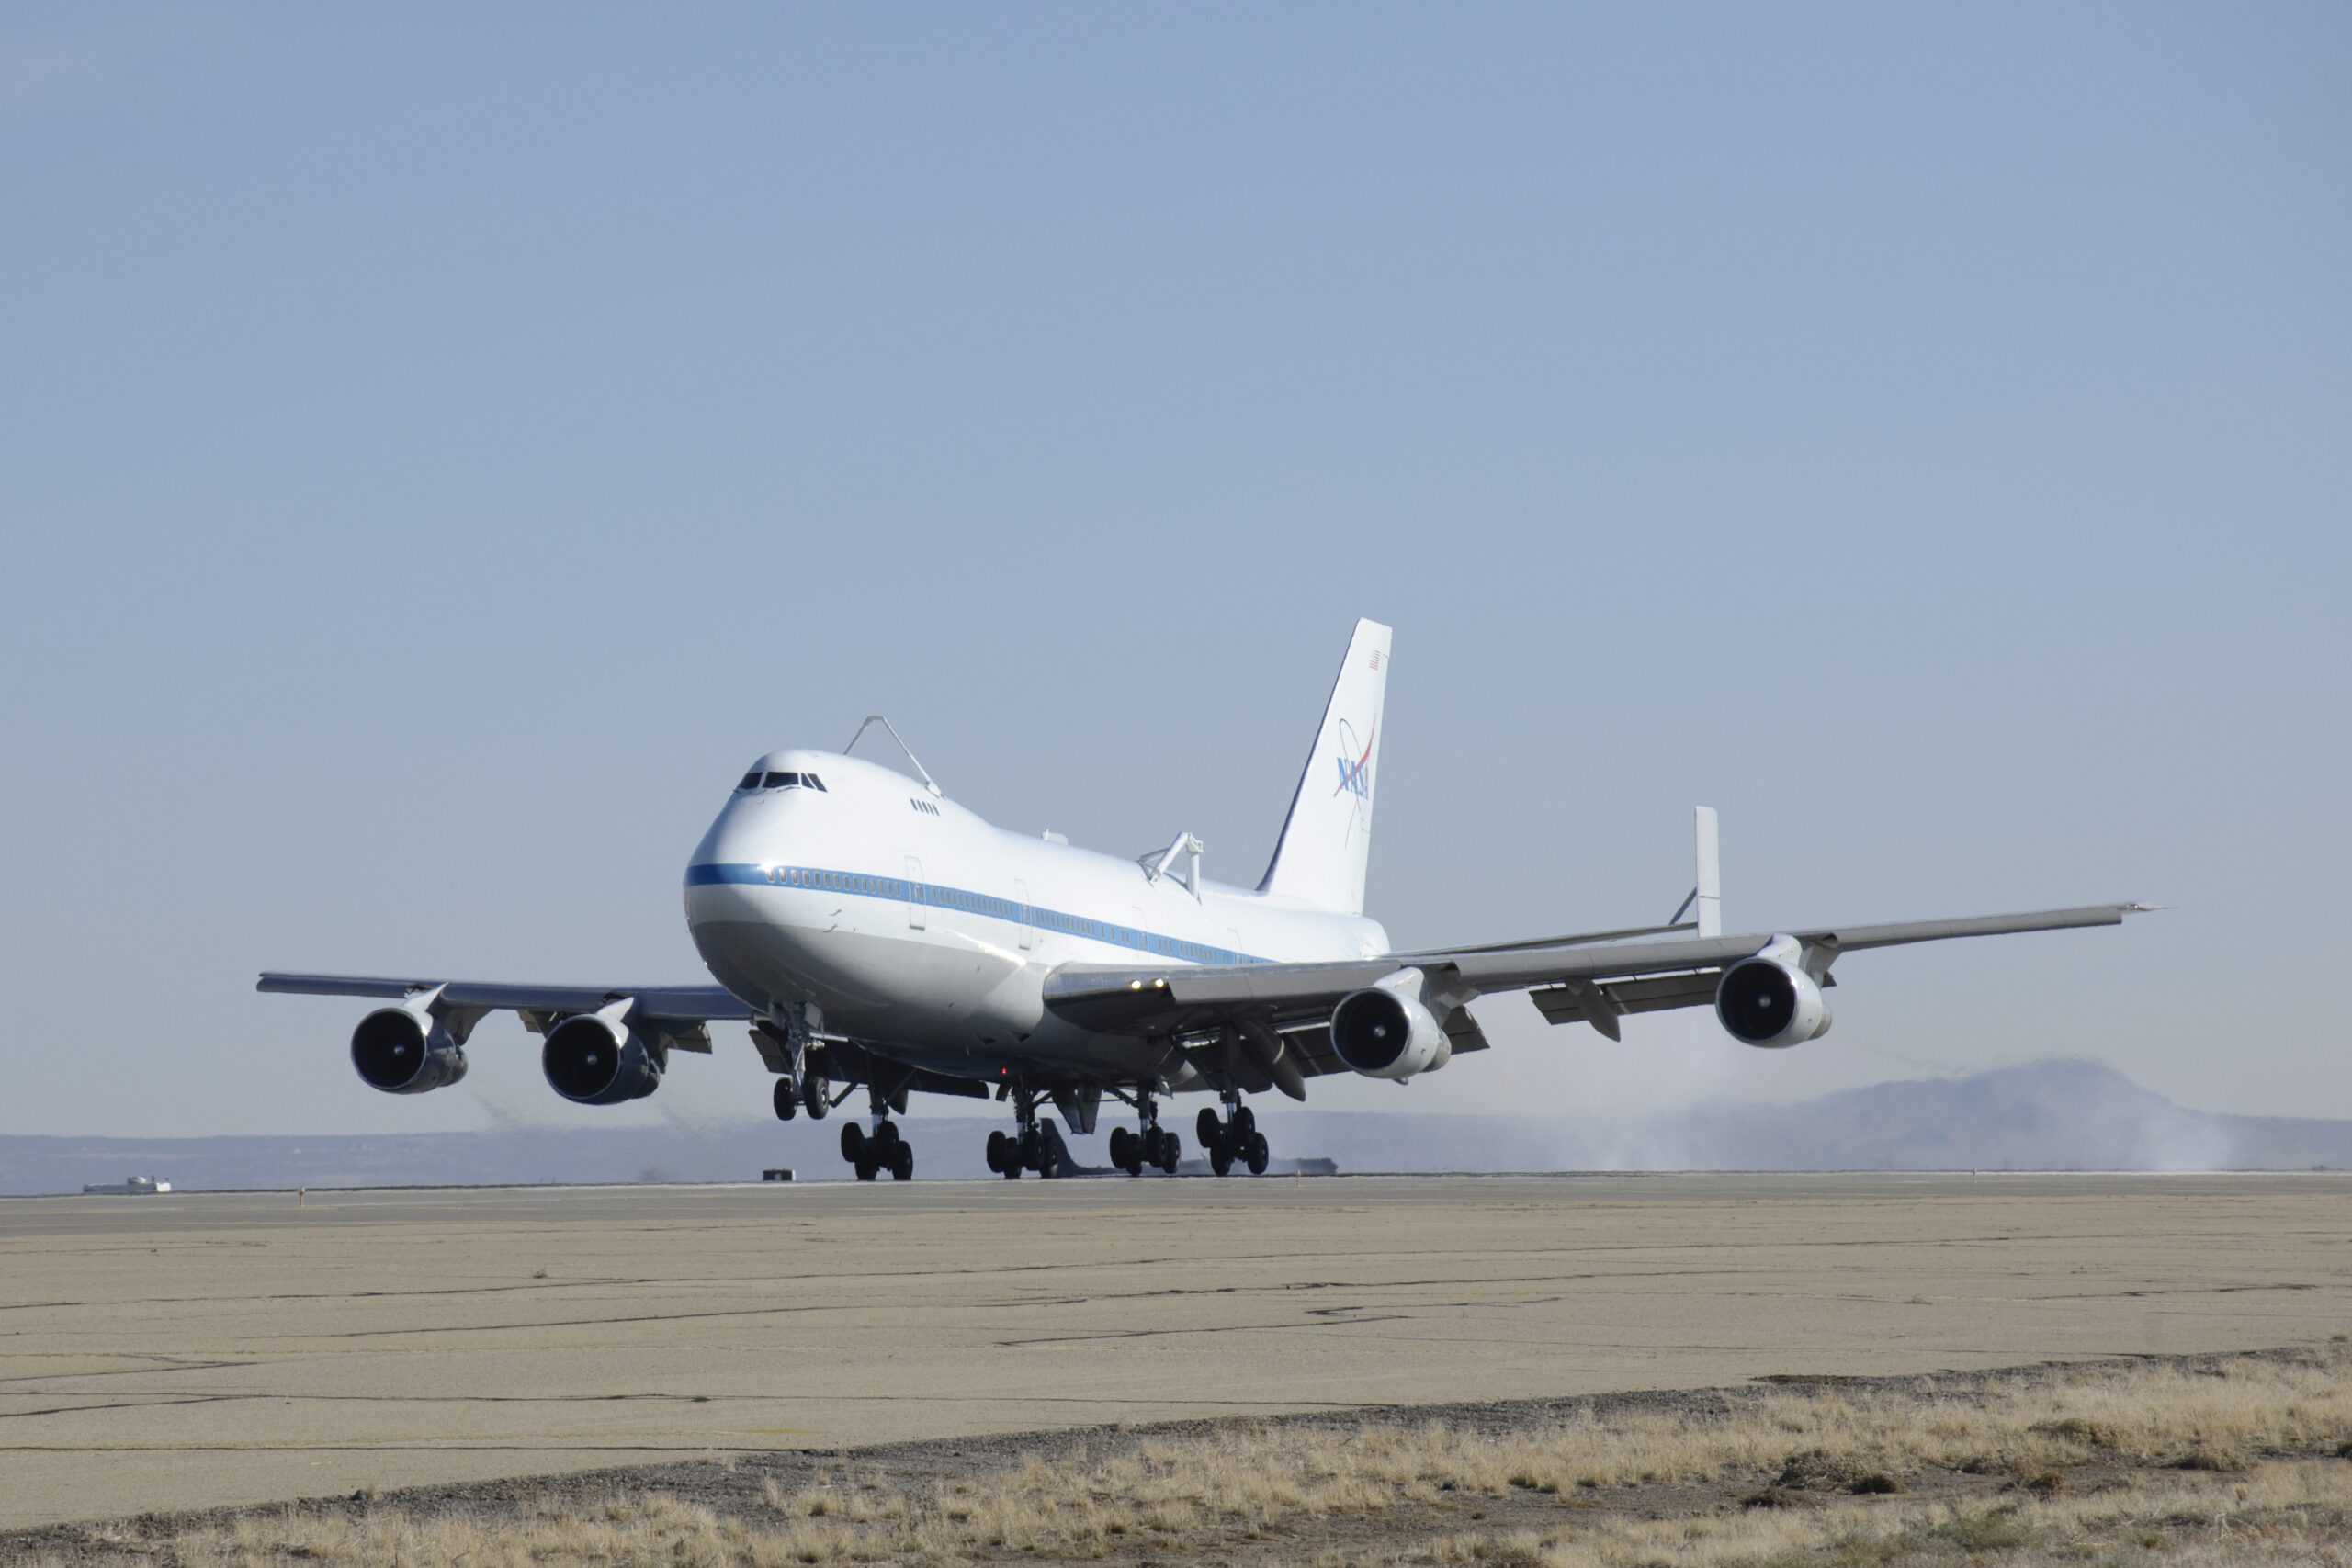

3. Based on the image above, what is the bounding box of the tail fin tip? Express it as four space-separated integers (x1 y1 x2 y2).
1258 619 1393 916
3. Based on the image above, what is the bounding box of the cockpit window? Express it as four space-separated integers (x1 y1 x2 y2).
740 769 825 792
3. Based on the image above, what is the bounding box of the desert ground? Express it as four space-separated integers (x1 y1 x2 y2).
2 1173 2347 1539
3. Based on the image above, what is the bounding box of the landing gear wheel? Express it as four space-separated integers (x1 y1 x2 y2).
1232 1104 1257 1139
1157 1130 1182 1175
1109 1127 1134 1169
1197 1107 1223 1147
1210 1140 1234 1177
854 1156 878 1181
986 1130 1011 1174
840 1122 866 1162
888 1143 913 1181
1245 1130 1270 1175
872 1119 899 1154
773 1078 798 1121
802 1075 829 1120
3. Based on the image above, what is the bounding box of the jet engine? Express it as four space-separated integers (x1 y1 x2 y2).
1329 973 1453 1080
541 1012 663 1105
350 1005 469 1094
1713 938 1833 1047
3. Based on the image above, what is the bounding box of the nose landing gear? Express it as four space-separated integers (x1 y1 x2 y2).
1197 1096 1270 1176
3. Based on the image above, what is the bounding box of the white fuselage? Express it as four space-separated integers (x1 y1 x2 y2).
682 751 1389 1085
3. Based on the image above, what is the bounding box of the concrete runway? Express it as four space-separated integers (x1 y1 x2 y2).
4 1173 2349 1529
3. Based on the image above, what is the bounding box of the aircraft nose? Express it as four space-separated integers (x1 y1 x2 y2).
688 795 767 875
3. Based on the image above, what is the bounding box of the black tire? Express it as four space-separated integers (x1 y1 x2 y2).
873 1119 899 1153
773 1078 798 1121
1159 1131 1182 1175
1039 1152 1060 1179
854 1157 878 1181
1108 1127 1133 1168
1233 1104 1257 1139
889 1144 913 1181
1019 1126 1042 1171
802 1076 829 1120
840 1122 865 1162
1002 1160 1023 1179
1197 1107 1223 1147
1124 1153 1144 1178
1246 1130 1270 1175
1210 1143 1233 1177
986 1130 1010 1174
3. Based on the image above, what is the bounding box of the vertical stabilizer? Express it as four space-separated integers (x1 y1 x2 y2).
1257 620 1392 915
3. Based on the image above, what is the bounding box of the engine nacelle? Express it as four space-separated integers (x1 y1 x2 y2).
350 1006 469 1094
1714 937 1833 1047
541 1011 663 1105
1329 972 1453 1080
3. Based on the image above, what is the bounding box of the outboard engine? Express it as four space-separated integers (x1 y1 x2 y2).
350 1005 469 1094
1714 936 1834 1047
541 1010 663 1104
1329 969 1453 1080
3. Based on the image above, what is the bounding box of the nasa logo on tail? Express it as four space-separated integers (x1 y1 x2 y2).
1332 718 1374 840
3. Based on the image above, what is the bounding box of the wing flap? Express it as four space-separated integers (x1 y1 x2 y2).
1529 969 1722 1029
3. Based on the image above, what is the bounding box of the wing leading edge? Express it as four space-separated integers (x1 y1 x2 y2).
257 973 751 1056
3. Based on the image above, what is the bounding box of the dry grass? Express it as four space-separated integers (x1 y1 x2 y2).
27 1351 2352 1567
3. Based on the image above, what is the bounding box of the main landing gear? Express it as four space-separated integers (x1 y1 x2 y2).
1107 1092 1181 1177
774 1076 833 1121
840 1119 913 1181
839 1081 912 1180
985 1089 1069 1179
1197 1096 1270 1177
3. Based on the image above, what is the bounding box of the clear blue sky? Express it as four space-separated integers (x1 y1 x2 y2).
2 4 2345 1138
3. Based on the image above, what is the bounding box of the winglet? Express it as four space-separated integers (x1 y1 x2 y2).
1694 807 1722 939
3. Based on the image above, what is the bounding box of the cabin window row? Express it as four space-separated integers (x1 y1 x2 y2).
759 867 1238 963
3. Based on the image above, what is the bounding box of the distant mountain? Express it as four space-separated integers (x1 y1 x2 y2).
5 1060 2344 1195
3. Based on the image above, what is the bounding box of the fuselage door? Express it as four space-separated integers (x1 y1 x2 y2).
1015 879 1035 950
906 857 925 930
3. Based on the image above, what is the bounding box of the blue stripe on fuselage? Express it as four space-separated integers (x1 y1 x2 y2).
684 862 1269 966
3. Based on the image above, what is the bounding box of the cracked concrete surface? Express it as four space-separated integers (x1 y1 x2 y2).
3 1172 2348 1529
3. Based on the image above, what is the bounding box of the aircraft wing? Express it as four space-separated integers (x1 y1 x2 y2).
1042 902 2144 1088
256 973 752 1050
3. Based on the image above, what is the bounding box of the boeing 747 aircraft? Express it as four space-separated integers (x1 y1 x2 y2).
262 620 2143 1180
